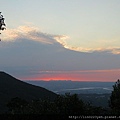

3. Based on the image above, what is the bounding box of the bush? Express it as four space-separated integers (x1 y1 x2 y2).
109 79 120 115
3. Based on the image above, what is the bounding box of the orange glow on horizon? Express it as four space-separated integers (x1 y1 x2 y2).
21 69 120 82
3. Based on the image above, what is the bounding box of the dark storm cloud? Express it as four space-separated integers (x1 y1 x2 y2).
0 26 120 79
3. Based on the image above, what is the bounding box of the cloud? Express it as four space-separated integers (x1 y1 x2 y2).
30 69 120 75
2 25 69 45
2 25 120 55
0 25 120 81
63 46 120 55
54 35 69 47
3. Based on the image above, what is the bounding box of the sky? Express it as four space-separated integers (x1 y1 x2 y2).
0 0 120 82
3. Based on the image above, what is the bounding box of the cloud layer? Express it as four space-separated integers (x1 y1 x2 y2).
0 25 120 81
2 25 120 54
2 26 68 44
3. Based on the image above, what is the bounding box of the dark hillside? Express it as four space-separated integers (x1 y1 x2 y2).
0 72 57 113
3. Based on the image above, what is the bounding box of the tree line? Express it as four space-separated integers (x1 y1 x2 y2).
5 79 120 116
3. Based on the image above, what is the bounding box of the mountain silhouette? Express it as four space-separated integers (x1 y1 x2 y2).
0 72 57 113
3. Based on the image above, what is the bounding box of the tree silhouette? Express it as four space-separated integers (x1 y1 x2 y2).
109 79 120 114
7 97 28 114
54 93 85 115
6 93 109 116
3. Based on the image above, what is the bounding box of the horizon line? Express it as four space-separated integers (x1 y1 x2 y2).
23 79 115 82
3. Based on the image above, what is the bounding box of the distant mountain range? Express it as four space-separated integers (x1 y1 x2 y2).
26 80 114 107
26 80 114 94
0 72 57 113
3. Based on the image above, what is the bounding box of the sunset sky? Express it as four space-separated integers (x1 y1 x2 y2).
0 0 120 81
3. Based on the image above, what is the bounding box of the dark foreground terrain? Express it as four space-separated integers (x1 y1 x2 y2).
0 72 119 119
0 72 57 113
